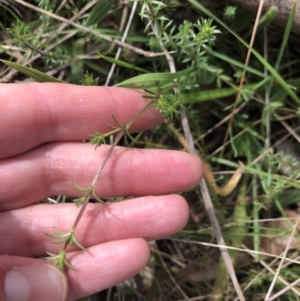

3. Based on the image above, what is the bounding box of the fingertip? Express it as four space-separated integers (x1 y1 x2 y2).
188 153 203 186
66 238 150 300
3 264 68 301
141 194 190 239
133 237 151 265
170 194 190 230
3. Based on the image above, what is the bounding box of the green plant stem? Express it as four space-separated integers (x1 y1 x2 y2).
63 131 124 251
61 98 156 254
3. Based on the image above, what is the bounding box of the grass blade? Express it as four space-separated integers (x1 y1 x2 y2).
85 0 114 26
115 69 190 88
99 52 149 73
1 60 65 83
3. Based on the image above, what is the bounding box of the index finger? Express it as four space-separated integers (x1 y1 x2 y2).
0 83 162 159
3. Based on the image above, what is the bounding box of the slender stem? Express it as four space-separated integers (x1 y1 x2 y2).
92 130 125 187
126 99 156 129
63 130 124 252
147 2 245 300
61 99 156 254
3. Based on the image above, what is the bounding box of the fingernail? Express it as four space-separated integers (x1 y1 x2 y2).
4 264 68 301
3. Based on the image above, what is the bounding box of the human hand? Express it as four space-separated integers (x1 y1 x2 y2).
0 83 202 301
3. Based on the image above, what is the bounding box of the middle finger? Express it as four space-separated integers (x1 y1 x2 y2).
0 142 202 210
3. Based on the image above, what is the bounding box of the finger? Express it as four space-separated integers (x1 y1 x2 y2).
0 83 162 159
0 239 150 301
0 143 202 209
0 195 189 257
65 238 150 301
0 258 67 301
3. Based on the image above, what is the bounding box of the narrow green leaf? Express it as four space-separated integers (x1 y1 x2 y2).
99 52 149 73
0 60 65 83
180 82 259 104
205 48 265 78
85 0 114 27
274 2 296 71
181 77 300 104
83 60 108 75
266 3 295 99
115 70 190 88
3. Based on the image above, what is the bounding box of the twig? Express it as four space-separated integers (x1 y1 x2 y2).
151 22 246 301
265 215 300 300
276 115 300 143
105 1 137 85
265 277 300 301
221 0 265 156
165 121 243 196
169 238 300 266
232 246 300 301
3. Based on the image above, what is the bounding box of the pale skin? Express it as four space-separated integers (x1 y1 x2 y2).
0 83 202 301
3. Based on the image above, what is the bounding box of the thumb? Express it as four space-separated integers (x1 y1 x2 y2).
1 261 68 301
